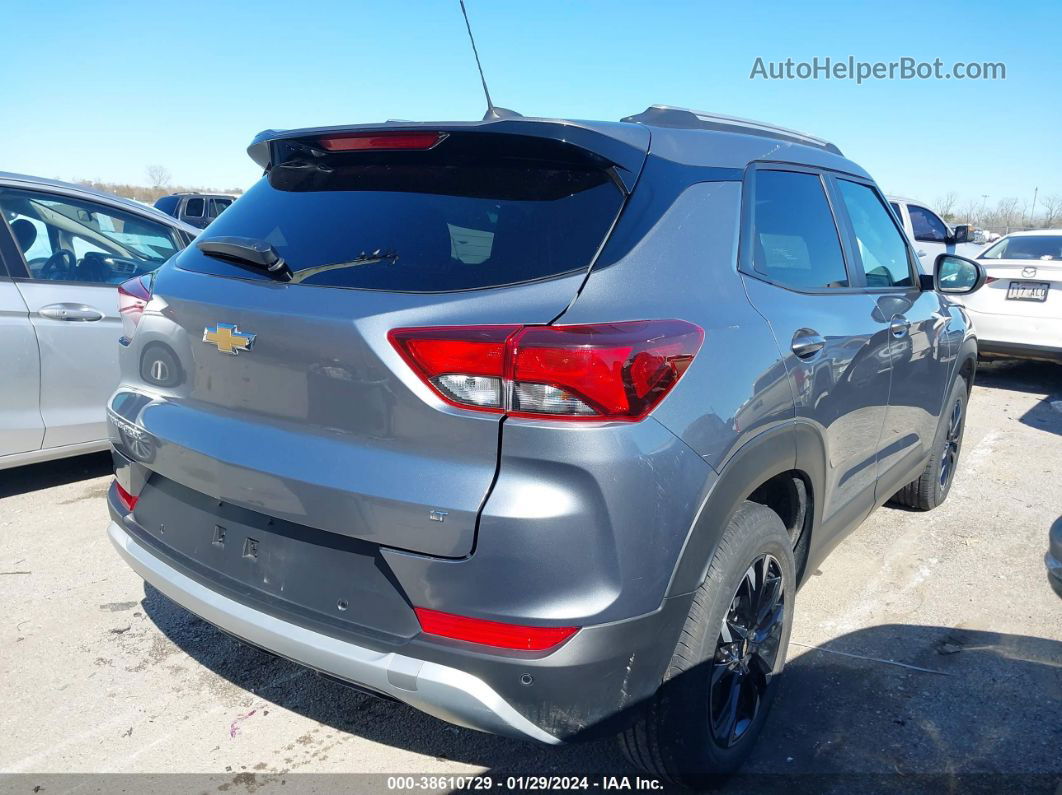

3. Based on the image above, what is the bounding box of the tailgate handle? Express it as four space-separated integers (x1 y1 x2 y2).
39 303 104 322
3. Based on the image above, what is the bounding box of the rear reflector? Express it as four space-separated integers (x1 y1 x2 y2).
117 275 152 342
389 320 703 422
114 481 138 512
317 131 445 152
414 608 578 651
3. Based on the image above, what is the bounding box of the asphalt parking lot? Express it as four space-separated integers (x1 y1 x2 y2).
2 359 1060 793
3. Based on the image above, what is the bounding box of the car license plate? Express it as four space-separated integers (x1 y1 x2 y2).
1006 281 1049 302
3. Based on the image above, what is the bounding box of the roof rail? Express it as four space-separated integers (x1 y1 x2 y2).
621 105 842 156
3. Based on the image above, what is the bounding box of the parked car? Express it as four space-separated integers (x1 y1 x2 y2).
1048 517 1062 598
154 193 236 229
0 172 196 470
963 230 1062 363
887 196 984 268
104 107 986 786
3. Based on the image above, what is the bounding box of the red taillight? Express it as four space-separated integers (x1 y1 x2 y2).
389 320 703 422
114 481 138 512
317 131 445 152
118 275 152 341
985 276 999 284
414 608 577 651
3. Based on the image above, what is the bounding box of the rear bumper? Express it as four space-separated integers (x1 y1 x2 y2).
967 309 1062 362
109 519 561 743
106 472 691 741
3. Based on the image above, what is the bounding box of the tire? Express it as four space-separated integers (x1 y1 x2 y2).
619 501 796 788
890 376 969 511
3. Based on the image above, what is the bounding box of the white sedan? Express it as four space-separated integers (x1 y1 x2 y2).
963 230 1062 363
0 172 197 471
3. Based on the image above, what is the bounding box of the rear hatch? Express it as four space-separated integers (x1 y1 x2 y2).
973 235 1062 318
118 122 646 558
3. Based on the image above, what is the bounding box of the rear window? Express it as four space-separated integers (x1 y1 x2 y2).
176 133 625 292
980 235 1062 261
154 196 179 215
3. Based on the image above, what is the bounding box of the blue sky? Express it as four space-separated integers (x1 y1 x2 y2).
2 0 1059 211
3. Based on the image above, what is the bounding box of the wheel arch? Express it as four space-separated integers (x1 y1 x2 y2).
666 421 826 597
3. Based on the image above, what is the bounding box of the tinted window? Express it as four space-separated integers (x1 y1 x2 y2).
0 188 182 283
750 170 848 289
184 198 205 217
909 204 948 242
980 235 1062 260
176 136 625 292
837 180 913 287
208 198 232 218
889 202 903 221
155 196 179 215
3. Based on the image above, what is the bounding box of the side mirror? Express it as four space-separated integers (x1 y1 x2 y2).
948 224 970 244
934 253 986 295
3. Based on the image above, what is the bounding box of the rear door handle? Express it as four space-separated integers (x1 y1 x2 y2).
890 315 910 339
39 303 104 322
791 329 826 359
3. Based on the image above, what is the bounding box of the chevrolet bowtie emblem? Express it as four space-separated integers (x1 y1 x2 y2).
203 323 255 355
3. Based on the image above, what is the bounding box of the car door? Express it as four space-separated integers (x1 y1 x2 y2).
907 203 950 265
179 196 208 229
832 180 953 500
0 186 183 449
0 231 44 457
738 165 894 541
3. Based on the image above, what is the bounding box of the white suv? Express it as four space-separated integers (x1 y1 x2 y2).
887 196 983 268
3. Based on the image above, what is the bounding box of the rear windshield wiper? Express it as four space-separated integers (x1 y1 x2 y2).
289 250 398 284
196 236 292 281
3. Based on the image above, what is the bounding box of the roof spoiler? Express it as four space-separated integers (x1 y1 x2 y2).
622 105 843 156
245 119 651 192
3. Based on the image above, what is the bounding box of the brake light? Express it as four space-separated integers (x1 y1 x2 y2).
114 481 138 512
317 131 445 152
414 608 577 651
389 320 703 422
985 276 999 283
118 275 152 341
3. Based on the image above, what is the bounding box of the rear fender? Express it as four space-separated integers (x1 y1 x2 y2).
666 423 801 596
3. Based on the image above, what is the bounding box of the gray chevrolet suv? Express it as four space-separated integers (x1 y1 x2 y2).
105 106 986 785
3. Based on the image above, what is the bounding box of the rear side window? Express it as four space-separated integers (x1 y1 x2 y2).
837 180 914 287
750 170 849 289
184 198 205 218
155 196 178 215
177 134 625 292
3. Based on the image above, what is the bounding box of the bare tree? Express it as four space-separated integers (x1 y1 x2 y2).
958 198 981 226
935 191 959 221
145 165 172 189
1039 194 1062 227
991 197 1022 229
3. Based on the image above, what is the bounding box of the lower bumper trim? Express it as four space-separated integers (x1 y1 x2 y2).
107 521 560 744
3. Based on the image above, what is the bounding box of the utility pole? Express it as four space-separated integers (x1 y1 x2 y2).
1030 187 1039 228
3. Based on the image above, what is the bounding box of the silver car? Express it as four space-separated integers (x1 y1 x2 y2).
0 173 196 470
104 108 987 785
